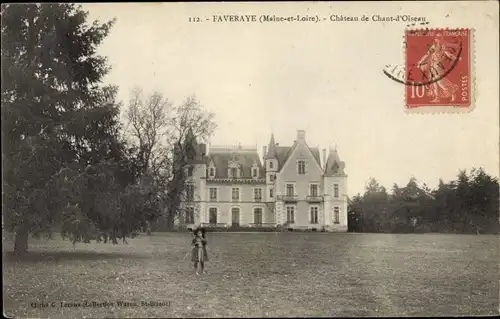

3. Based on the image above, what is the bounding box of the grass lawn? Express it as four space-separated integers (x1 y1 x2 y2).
3 232 499 318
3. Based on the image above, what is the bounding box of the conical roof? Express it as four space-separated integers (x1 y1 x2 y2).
266 133 278 159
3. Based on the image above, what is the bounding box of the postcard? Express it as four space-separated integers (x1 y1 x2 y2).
2 1 499 318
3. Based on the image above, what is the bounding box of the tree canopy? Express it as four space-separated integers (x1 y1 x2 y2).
348 168 499 234
122 88 216 230
1 4 157 253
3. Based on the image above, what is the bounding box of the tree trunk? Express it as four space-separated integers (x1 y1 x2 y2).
165 210 175 230
14 223 29 255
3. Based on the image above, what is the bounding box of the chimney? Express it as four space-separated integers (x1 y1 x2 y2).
263 146 267 159
297 130 305 142
322 149 326 168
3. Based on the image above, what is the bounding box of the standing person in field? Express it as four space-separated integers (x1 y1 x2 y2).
191 227 208 275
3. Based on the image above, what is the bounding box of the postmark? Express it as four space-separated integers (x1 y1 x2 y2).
405 28 472 111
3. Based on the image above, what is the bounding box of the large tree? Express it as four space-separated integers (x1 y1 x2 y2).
123 89 216 229
360 177 390 232
2 4 148 253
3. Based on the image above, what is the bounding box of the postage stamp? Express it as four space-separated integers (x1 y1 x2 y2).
404 28 473 112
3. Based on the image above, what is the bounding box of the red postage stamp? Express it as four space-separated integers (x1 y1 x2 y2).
405 28 472 110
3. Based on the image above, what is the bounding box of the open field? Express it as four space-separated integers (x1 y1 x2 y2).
3 232 499 318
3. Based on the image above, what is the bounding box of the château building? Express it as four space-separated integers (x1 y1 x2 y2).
178 130 348 231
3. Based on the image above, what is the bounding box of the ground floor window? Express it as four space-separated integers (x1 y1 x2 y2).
286 206 295 223
209 207 218 224
310 206 318 224
334 206 340 224
254 208 263 225
231 207 240 226
185 207 195 224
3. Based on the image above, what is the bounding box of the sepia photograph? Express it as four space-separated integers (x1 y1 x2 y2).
2 1 499 318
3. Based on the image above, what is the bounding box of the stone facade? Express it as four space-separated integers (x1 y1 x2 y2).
177 130 348 231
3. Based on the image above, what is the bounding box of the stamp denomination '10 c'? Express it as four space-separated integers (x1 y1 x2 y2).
405 29 472 111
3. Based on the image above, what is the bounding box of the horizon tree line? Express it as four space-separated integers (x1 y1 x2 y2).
348 168 499 234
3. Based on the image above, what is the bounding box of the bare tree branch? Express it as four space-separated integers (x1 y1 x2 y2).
122 89 216 229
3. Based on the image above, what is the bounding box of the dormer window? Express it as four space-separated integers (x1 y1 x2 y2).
207 160 216 179
231 167 238 178
228 157 240 178
251 161 260 179
187 166 194 177
269 161 273 169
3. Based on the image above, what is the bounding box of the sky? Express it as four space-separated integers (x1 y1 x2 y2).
83 2 499 196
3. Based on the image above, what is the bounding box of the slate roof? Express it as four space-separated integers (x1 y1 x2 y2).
324 149 346 176
208 150 264 179
266 134 278 159
275 146 292 167
274 145 321 170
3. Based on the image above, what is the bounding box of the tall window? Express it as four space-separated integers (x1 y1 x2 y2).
209 208 218 224
209 188 217 201
254 208 263 225
187 166 194 177
298 160 306 174
252 168 258 177
310 184 318 197
286 206 295 223
269 174 275 182
209 167 215 177
232 188 240 201
269 161 273 169
185 207 195 224
334 206 340 224
231 167 237 178
186 184 194 201
269 188 274 198
334 184 339 198
231 207 240 225
310 207 318 224
254 188 262 202
286 184 294 196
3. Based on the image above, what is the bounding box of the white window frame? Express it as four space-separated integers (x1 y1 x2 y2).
253 207 263 225
209 187 218 201
333 206 340 224
185 206 195 224
230 206 240 225
252 166 259 178
269 188 274 198
268 173 276 183
286 183 295 196
231 187 240 202
286 205 295 224
297 160 306 174
230 167 238 178
310 205 319 224
309 183 319 197
333 183 340 198
253 188 263 202
208 206 218 224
